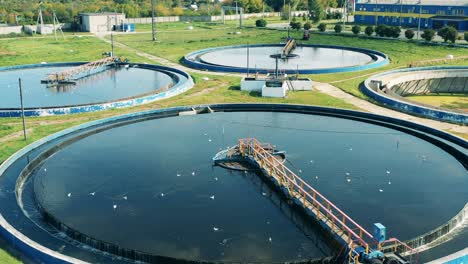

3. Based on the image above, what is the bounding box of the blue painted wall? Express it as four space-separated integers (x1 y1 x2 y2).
355 3 468 30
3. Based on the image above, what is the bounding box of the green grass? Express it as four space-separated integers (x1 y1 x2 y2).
0 36 150 67
407 94 468 111
0 250 21 264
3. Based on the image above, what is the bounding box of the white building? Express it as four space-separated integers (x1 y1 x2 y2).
79 13 126 33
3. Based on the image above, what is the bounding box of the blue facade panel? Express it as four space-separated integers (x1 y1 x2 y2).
355 3 468 31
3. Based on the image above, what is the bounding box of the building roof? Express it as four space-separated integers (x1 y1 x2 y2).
356 0 468 6
79 12 124 16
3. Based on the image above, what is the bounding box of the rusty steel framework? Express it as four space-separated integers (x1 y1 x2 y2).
42 56 118 84
237 138 417 263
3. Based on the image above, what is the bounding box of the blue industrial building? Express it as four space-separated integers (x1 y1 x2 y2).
354 0 468 31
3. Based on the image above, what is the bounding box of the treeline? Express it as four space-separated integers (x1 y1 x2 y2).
0 0 345 25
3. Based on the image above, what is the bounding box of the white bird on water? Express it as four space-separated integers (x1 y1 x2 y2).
346 178 351 183
268 237 272 243
67 193 71 198
379 189 384 193
210 195 215 200
214 177 218 181
192 171 196 176
345 172 350 176
386 170 391 174
44 168 47 172
123 196 128 200
89 192 95 196
208 139 212 142
298 169 302 173
315 176 319 180
213 227 219 232
113 204 117 210
161 193 165 197
388 181 392 185
176 173 181 177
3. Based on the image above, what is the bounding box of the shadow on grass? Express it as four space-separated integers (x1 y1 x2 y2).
228 85 240 91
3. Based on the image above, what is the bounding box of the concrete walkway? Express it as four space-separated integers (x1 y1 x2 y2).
96 33 467 136
314 82 467 134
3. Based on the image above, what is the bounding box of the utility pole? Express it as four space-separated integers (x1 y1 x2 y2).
18 78 27 141
111 33 114 56
417 0 422 39
151 0 156 41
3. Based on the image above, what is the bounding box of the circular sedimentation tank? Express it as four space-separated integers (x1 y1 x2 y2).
363 66 468 124
0 62 194 117
183 44 389 74
0 104 466 264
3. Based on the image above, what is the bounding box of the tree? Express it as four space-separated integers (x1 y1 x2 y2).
303 22 312 30
375 25 387 37
421 29 435 42
352 25 361 35
365 26 374 36
390 26 401 38
308 0 324 23
318 23 326 32
405 29 415 40
255 19 267 27
334 24 342 33
290 18 302 30
438 26 458 43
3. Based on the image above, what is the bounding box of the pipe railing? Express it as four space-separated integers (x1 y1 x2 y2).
44 56 118 82
238 138 375 252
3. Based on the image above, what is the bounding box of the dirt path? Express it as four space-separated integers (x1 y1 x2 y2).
314 82 467 134
95 34 243 77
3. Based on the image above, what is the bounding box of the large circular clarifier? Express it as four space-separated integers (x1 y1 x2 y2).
1 105 466 264
183 44 389 74
0 63 193 116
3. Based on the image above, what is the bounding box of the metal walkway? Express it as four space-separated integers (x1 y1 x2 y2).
237 138 417 263
41 56 118 84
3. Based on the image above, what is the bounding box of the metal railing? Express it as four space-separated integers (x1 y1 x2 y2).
238 138 375 252
43 56 118 83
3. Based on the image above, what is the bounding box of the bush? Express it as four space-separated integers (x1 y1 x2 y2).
438 26 458 43
255 19 267 27
334 24 343 33
421 29 435 42
375 25 387 37
390 26 401 38
318 23 327 32
303 22 312 30
365 26 374 36
465 32 468 42
405 29 415 39
290 21 302 30
351 25 361 35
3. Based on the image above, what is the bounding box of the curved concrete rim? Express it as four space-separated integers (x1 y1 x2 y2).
0 62 194 117
362 66 468 125
0 104 467 264
182 44 389 74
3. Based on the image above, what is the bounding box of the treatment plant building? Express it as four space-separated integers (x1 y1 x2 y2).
354 0 468 31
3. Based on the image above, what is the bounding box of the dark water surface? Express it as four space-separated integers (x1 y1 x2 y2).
32 112 468 262
0 66 173 108
199 46 375 70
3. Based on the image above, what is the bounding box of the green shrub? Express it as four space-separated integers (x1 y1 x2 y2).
290 21 302 30
317 23 327 32
303 22 312 30
334 24 343 33
390 26 401 38
255 19 267 27
421 29 435 42
438 26 458 43
375 25 387 37
465 32 468 42
351 25 361 35
405 29 415 39
364 26 374 36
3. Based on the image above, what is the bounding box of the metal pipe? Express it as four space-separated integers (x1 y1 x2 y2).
151 0 156 41
18 78 27 141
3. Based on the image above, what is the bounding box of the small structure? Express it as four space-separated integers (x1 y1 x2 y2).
78 13 126 33
241 75 313 98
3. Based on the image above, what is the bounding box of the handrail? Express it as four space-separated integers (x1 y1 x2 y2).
238 138 375 250
44 56 118 82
